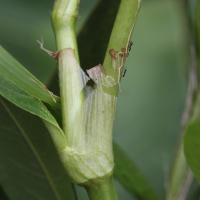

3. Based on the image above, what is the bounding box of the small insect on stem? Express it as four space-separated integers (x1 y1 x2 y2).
122 68 127 77
128 41 133 52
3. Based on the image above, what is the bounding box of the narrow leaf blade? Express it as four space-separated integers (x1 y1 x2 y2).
0 74 59 129
0 74 67 152
0 46 60 107
113 143 159 200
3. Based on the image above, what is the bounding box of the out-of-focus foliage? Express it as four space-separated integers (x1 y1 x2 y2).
113 143 159 200
184 0 200 197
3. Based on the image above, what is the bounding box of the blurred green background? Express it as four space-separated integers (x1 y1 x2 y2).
0 0 194 199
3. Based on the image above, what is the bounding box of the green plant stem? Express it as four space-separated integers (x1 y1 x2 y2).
51 2 118 200
85 176 118 200
51 0 84 137
52 0 80 62
51 1 142 200
102 0 141 96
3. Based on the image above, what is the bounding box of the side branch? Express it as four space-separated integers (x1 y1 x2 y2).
102 0 142 96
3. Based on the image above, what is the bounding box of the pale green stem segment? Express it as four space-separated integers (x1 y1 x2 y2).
102 0 142 96
52 0 80 63
57 48 85 140
51 1 118 200
85 176 118 200
51 1 141 199
53 65 116 185
51 0 84 137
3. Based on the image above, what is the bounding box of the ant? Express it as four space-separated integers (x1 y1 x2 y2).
122 41 133 78
122 68 127 77
128 41 133 52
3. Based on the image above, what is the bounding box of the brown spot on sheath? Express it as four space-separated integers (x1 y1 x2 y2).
124 53 129 58
121 48 129 58
102 111 104 113
109 49 118 60
109 48 129 59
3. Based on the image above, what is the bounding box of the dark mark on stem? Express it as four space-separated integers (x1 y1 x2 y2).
128 41 133 52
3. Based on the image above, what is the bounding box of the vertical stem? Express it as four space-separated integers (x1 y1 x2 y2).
85 176 118 200
51 0 84 138
51 1 142 200
102 0 142 96
52 0 80 62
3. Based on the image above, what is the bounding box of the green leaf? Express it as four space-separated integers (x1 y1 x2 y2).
0 74 59 129
0 74 66 152
0 97 76 200
0 46 61 107
113 143 159 200
184 118 200 183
